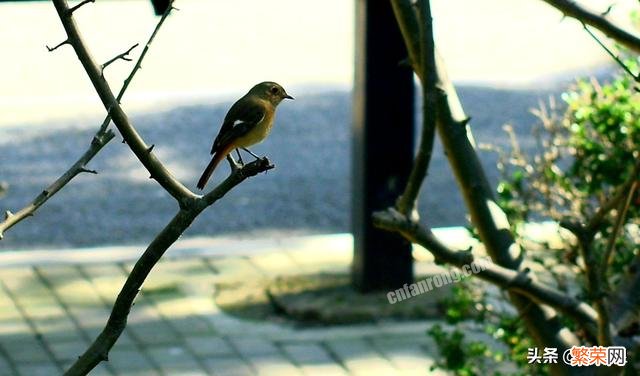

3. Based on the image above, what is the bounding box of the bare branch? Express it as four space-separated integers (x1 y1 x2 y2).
583 25 637 81
46 39 70 52
556 163 640 347
63 158 273 375
0 129 115 240
67 0 94 14
603 180 638 270
51 0 196 206
117 3 174 102
202 158 274 205
394 0 438 218
586 159 640 235
79 167 98 174
601 4 614 17
1 0 175 240
391 0 585 357
101 43 139 73
541 0 640 54
373 208 600 339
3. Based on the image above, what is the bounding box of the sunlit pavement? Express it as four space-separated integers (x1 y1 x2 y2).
0 233 482 376
1 0 637 374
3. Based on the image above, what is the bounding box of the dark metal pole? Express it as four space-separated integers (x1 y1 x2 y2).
352 0 415 292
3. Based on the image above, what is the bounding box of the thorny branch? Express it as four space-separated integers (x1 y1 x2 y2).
64 158 272 376
46 39 70 52
558 129 640 347
394 0 438 218
0 130 115 240
583 24 638 82
541 0 640 54
101 43 139 73
47 1 274 374
0 0 172 240
52 0 196 205
373 208 599 337
381 3 640 373
67 0 94 14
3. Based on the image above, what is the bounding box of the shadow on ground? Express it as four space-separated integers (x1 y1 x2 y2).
0 84 580 249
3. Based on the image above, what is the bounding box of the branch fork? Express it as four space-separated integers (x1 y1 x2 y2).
67 0 95 15
46 39 70 52
101 43 139 73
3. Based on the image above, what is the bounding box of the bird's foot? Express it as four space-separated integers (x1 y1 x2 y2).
235 149 245 166
226 155 241 172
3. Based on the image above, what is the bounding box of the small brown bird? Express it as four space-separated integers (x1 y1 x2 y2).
197 81 293 189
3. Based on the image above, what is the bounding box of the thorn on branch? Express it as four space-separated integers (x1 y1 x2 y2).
46 40 70 52
601 5 614 17
101 43 140 73
80 167 98 174
147 144 155 153
42 190 50 197
67 0 95 15
4 210 13 220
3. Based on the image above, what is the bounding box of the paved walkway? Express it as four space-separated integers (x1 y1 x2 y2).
0 234 477 376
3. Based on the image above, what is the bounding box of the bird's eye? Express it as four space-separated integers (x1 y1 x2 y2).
270 87 279 95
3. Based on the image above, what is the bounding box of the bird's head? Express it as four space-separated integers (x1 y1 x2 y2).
251 81 294 106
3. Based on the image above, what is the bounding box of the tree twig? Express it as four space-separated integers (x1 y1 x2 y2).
394 0 438 218
603 180 638 270
390 0 586 360
51 0 197 207
0 130 115 240
583 24 637 81
558 160 639 346
585 159 640 235
47 2 278 373
373 208 599 339
67 0 94 14
101 43 139 73
63 158 272 375
46 39 70 52
0 0 175 240
540 0 640 54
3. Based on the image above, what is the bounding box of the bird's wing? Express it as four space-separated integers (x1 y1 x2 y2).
211 101 266 154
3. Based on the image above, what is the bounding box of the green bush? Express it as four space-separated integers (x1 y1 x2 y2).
436 70 640 375
494 72 639 285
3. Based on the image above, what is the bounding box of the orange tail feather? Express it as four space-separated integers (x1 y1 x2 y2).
197 145 234 189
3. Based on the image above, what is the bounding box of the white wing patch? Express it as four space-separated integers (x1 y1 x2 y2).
233 112 265 128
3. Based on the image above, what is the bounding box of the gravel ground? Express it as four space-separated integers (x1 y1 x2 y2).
0 76 612 249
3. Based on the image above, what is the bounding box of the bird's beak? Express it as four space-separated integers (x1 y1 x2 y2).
284 94 294 100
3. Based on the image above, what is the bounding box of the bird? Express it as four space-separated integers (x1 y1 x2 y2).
196 81 293 189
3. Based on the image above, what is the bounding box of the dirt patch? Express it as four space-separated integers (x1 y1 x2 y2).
214 272 453 326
